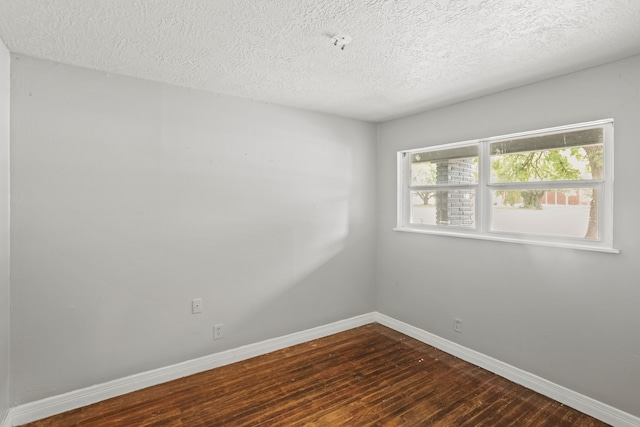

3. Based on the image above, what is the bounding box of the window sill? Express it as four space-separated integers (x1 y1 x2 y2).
393 227 620 254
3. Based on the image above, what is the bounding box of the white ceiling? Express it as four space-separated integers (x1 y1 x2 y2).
1 0 639 122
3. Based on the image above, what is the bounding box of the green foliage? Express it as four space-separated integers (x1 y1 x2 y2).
491 148 583 210
411 162 436 185
492 149 581 183
411 162 437 205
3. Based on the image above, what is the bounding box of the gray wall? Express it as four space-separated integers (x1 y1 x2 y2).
9 55 377 405
0 38 10 422
376 54 640 417
6 49 639 418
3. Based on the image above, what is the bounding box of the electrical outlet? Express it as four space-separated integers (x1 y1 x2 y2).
192 298 202 314
213 323 223 340
454 318 463 333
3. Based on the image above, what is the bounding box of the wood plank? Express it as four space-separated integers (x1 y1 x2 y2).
19 324 610 426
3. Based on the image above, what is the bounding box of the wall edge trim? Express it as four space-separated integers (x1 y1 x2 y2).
375 313 639 427
0 409 11 427
10 312 376 426
8 312 639 427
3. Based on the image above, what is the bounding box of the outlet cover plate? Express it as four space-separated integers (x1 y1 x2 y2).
454 318 463 333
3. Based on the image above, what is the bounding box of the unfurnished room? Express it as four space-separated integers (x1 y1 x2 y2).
0 1 639 426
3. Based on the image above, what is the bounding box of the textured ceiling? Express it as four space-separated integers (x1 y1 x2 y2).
1 0 639 122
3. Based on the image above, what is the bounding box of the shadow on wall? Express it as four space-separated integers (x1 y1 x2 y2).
9 60 378 404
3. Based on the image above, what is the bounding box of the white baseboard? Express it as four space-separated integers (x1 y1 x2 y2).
0 409 11 427
375 313 640 427
10 312 376 426
8 312 640 427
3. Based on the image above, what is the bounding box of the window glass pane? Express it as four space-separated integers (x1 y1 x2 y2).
491 188 598 239
410 190 475 228
490 132 603 184
410 145 478 185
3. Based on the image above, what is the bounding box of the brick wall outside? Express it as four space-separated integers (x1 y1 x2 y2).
435 159 474 226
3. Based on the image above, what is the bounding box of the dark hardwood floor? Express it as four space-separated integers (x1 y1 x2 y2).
20 323 609 426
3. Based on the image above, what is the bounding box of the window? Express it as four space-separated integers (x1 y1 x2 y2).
396 119 616 252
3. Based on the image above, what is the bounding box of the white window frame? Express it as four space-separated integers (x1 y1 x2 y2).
395 119 618 253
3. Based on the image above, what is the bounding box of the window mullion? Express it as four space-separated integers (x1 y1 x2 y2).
397 152 408 228
479 140 490 235
488 181 602 191
602 121 615 247
487 180 603 191
409 184 477 191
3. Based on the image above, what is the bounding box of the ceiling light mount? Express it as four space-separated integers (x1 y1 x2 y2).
331 34 353 50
